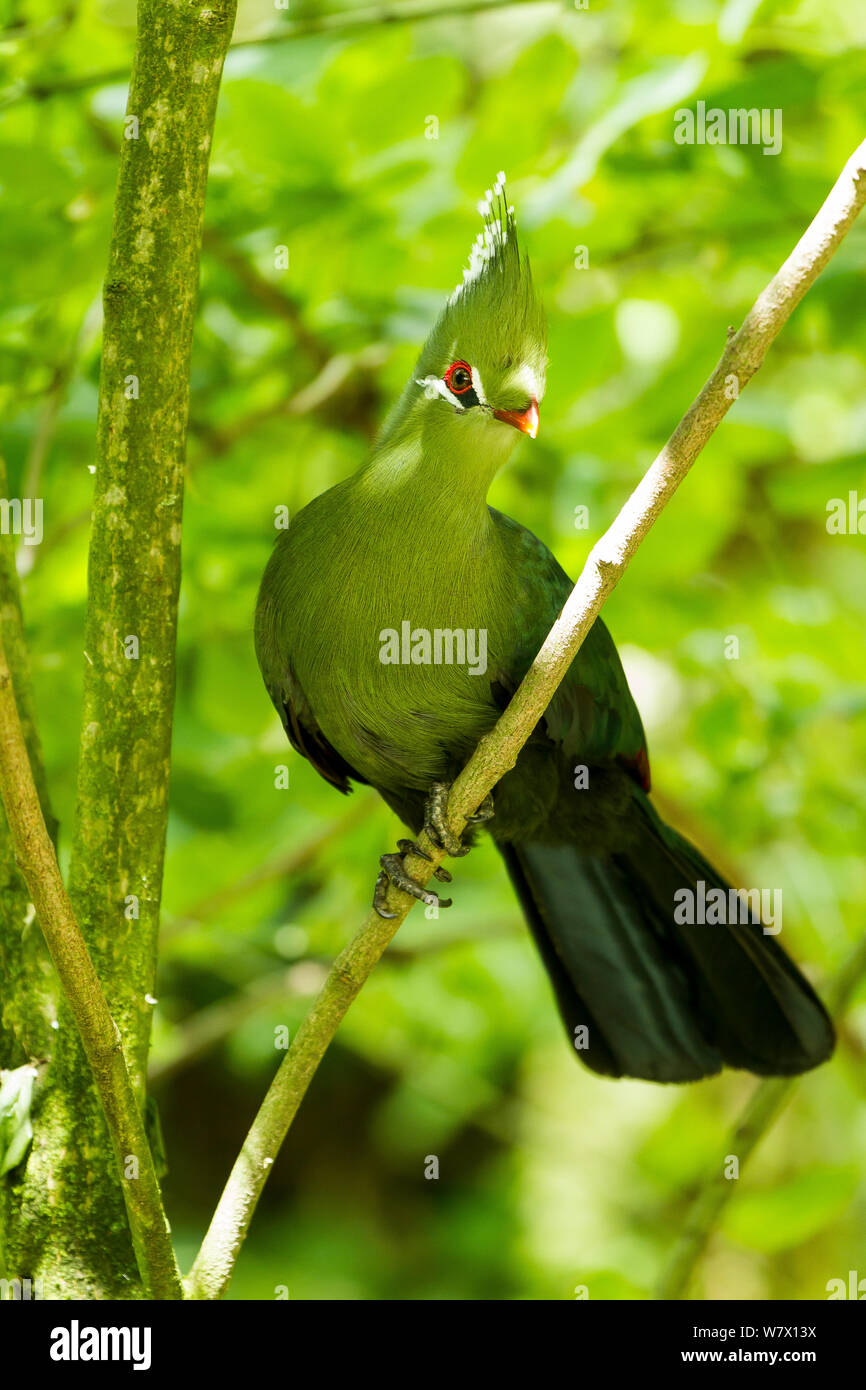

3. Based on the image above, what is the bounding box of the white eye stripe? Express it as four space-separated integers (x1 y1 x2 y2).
416 365 486 411
416 374 455 405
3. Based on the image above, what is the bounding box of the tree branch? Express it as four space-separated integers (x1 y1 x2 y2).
16 300 103 580
161 793 375 941
202 227 331 371
0 455 61 1275
186 140 866 1299
149 966 320 1088
2 0 557 108
0 630 182 1300
0 449 57 1081
0 455 55 847
151 922 513 1085
29 0 239 1297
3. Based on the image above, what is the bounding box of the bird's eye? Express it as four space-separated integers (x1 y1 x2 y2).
444 360 473 394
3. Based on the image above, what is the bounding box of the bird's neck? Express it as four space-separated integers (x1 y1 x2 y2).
357 408 514 539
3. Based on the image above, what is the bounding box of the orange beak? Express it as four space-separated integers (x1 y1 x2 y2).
492 398 539 439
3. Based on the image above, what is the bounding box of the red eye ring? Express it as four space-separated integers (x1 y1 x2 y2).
444 360 473 394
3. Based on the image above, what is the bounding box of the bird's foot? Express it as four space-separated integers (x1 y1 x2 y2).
424 780 495 857
371 785 494 919
373 839 453 919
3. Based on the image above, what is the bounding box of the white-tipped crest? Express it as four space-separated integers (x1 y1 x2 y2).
451 172 515 302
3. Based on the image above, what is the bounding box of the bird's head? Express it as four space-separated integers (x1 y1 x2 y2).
408 177 547 459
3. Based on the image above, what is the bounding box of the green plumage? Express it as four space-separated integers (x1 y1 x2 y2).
255 188 834 1083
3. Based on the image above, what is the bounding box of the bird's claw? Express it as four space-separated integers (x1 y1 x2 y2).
372 843 453 919
397 840 452 882
372 870 399 919
424 781 494 856
371 786 493 918
466 792 495 826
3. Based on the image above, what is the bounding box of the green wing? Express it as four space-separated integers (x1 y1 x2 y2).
490 509 650 785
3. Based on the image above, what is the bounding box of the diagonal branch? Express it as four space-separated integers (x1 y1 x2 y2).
188 344 388 455
202 227 330 371
0 631 182 1300
0 454 55 845
161 793 374 941
186 139 866 1300
0 452 57 1074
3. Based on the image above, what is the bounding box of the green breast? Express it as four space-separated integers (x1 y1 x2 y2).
260 481 528 791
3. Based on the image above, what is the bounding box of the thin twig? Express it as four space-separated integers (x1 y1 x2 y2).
0 630 183 1300
0 452 57 1070
202 227 330 370
161 793 375 941
2 0 557 107
185 140 866 1301
16 299 103 580
151 920 516 1084
0 454 55 843
148 967 315 1087
188 344 388 455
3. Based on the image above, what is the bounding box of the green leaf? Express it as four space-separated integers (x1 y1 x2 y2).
0 1065 37 1177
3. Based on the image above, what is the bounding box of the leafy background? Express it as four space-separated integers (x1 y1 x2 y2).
1 0 866 1299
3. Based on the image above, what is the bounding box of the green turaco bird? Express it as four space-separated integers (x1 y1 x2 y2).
255 177 834 1083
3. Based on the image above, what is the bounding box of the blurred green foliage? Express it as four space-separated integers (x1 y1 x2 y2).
2 0 866 1300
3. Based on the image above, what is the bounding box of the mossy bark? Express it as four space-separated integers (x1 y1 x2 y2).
1 0 236 1298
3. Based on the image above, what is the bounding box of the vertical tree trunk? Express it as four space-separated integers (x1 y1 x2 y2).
1 0 237 1297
